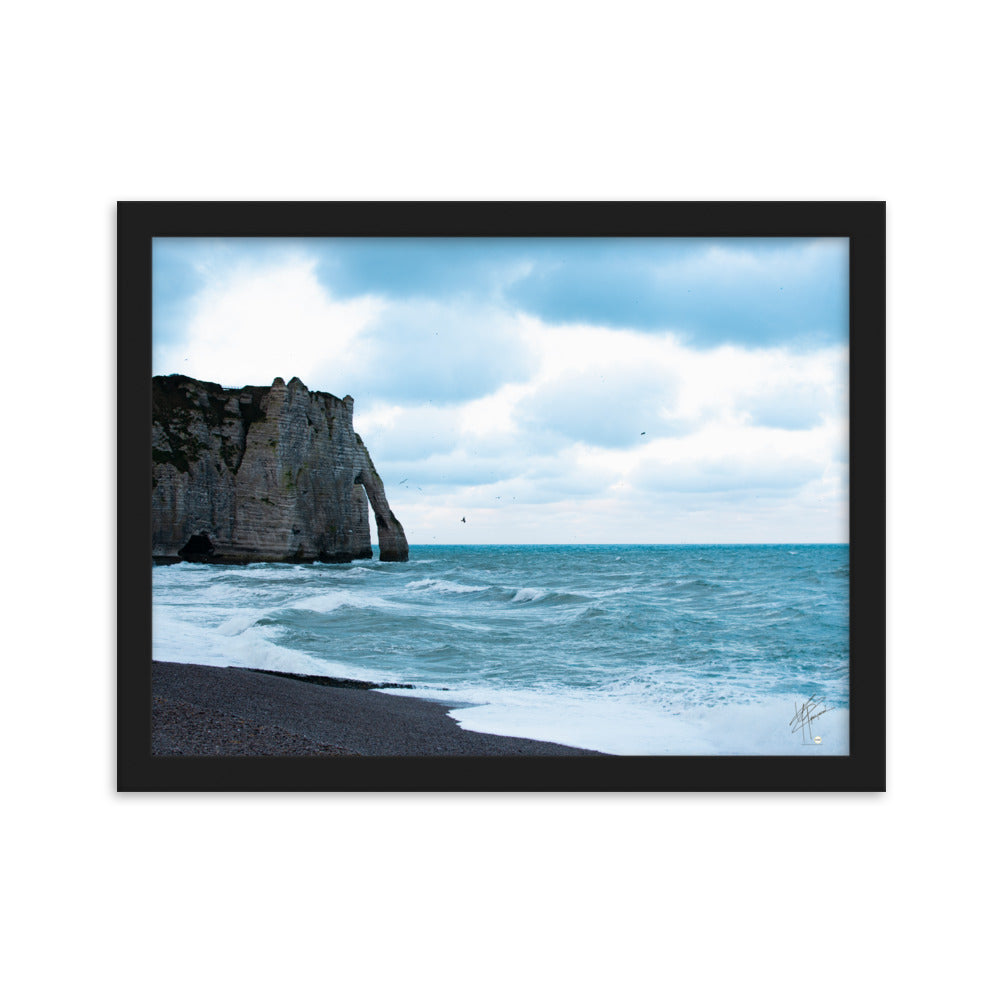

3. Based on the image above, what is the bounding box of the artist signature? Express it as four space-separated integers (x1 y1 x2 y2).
789 697 829 744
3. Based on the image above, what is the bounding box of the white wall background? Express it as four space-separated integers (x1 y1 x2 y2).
4 2 996 998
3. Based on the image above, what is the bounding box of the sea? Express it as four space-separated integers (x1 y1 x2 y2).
152 544 849 755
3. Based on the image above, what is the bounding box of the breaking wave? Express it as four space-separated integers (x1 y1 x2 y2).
405 578 490 595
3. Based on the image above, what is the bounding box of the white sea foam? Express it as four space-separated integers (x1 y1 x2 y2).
225 629 359 679
342 565 375 576
215 612 266 636
154 600 390 683
405 578 488 595
440 688 850 756
511 587 546 602
153 603 235 668
289 591 400 614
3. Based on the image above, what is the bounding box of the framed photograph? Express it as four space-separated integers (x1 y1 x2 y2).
118 201 884 791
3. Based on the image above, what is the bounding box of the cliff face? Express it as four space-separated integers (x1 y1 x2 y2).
152 375 408 564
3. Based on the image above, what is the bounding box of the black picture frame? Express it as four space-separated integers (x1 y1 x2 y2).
118 201 885 792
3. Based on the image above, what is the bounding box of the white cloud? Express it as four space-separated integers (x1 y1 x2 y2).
316 297 534 405
369 324 849 542
154 253 382 391
656 237 847 283
353 403 462 462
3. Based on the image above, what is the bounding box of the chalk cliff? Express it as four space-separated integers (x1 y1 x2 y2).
152 375 408 563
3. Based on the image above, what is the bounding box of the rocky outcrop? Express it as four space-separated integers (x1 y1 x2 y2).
152 375 408 564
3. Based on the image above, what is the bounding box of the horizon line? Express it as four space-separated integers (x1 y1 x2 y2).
378 541 848 547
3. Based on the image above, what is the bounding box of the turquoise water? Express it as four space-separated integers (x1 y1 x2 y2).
152 544 849 755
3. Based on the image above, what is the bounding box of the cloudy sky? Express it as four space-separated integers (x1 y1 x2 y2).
153 236 848 545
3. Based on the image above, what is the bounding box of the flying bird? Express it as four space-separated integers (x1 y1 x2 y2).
461 517 466 523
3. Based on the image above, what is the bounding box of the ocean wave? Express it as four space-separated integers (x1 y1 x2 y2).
511 587 547 603
509 587 588 606
215 612 268 636
289 592 401 614
668 577 726 590
342 565 378 577
575 606 610 621
224 631 373 681
405 578 489 595
593 586 637 598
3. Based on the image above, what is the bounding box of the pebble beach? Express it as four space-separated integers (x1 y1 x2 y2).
152 661 607 756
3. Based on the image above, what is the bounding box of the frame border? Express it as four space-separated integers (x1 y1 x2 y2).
118 201 885 792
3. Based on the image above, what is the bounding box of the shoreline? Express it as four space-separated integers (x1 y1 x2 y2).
152 661 609 756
